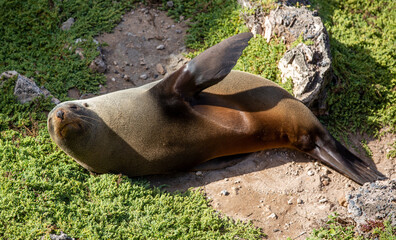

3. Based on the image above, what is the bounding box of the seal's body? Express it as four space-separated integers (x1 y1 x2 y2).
48 33 385 185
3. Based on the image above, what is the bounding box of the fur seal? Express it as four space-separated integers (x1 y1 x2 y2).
48 32 385 185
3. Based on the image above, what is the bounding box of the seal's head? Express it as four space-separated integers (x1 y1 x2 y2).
47 101 99 153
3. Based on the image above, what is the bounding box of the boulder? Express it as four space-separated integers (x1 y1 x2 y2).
347 179 396 235
1 71 60 105
239 1 332 114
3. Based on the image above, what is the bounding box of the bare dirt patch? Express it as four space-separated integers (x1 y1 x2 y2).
91 5 395 239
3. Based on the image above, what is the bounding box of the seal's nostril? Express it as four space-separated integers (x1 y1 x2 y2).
56 110 64 120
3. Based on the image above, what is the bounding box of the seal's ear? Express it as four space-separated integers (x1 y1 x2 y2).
152 32 253 99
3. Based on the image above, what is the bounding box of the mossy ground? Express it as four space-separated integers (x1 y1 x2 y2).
0 0 395 239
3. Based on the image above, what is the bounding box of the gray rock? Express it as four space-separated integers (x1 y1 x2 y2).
239 3 332 114
4 71 60 104
0 70 18 79
89 54 107 73
167 1 174 8
273 6 332 114
50 231 75 240
347 179 396 233
156 44 165 50
61 17 75 31
238 0 264 36
139 74 148 80
13 74 41 104
278 0 311 6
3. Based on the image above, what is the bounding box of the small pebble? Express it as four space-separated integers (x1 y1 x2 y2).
287 199 293 205
195 171 202 176
322 179 330 186
307 170 314 176
322 167 331 174
156 44 165 50
338 196 347 207
319 198 328 203
234 180 241 184
156 63 166 75
113 61 118 66
297 198 303 204
268 213 278 219
111 78 116 82
224 178 229 181
220 190 229 196
123 75 130 81
176 29 182 34
139 74 148 80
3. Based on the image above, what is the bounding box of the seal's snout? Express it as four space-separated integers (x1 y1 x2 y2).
56 110 65 120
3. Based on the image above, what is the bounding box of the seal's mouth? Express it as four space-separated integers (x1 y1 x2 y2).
59 122 83 138
48 104 86 140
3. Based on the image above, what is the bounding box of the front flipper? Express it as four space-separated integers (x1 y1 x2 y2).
152 32 253 99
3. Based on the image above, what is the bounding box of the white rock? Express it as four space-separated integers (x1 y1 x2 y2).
139 74 148 80
156 44 165 50
220 190 229 196
319 198 328 203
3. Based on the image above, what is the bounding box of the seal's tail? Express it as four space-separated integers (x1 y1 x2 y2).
309 134 387 185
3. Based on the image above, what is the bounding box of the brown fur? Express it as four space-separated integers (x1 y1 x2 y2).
48 71 321 175
48 33 385 184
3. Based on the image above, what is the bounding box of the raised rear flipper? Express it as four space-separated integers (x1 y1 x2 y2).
151 32 253 100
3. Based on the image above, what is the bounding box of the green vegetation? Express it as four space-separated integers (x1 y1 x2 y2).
308 213 396 240
1 0 395 239
310 0 395 135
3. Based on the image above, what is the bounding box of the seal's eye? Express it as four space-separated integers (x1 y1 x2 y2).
69 104 78 110
83 102 89 107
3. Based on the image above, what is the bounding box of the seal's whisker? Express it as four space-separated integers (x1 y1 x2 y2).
73 114 99 123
